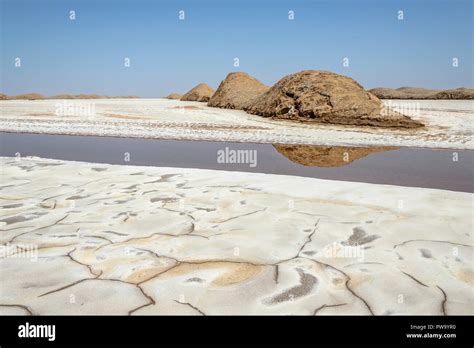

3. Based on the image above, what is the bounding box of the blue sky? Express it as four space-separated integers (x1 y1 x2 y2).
1 0 472 97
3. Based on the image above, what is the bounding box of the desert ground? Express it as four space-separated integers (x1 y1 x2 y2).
0 156 472 315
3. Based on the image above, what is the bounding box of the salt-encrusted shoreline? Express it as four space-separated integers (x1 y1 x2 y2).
0 99 473 149
1 156 472 315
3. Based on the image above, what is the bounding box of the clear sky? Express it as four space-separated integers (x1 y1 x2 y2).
1 0 472 97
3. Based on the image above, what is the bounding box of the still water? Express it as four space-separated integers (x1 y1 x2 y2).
1 132 472 193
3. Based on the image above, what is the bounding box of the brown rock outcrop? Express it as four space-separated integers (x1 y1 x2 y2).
166 93 183 100
181 83 214 102
208 72 269 109
244 70 423 128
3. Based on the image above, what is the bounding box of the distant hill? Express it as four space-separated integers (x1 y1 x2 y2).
9 93 45 100
369 87 474 99
0 93 140 100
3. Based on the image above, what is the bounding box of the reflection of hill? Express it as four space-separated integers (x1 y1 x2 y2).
273 144 398 167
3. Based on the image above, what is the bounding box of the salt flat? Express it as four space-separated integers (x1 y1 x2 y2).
1 99 473 149
0 156 472 315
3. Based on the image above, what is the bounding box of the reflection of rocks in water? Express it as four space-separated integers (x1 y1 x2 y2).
273 144 398 167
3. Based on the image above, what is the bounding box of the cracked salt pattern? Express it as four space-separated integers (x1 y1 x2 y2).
0 157 472 315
